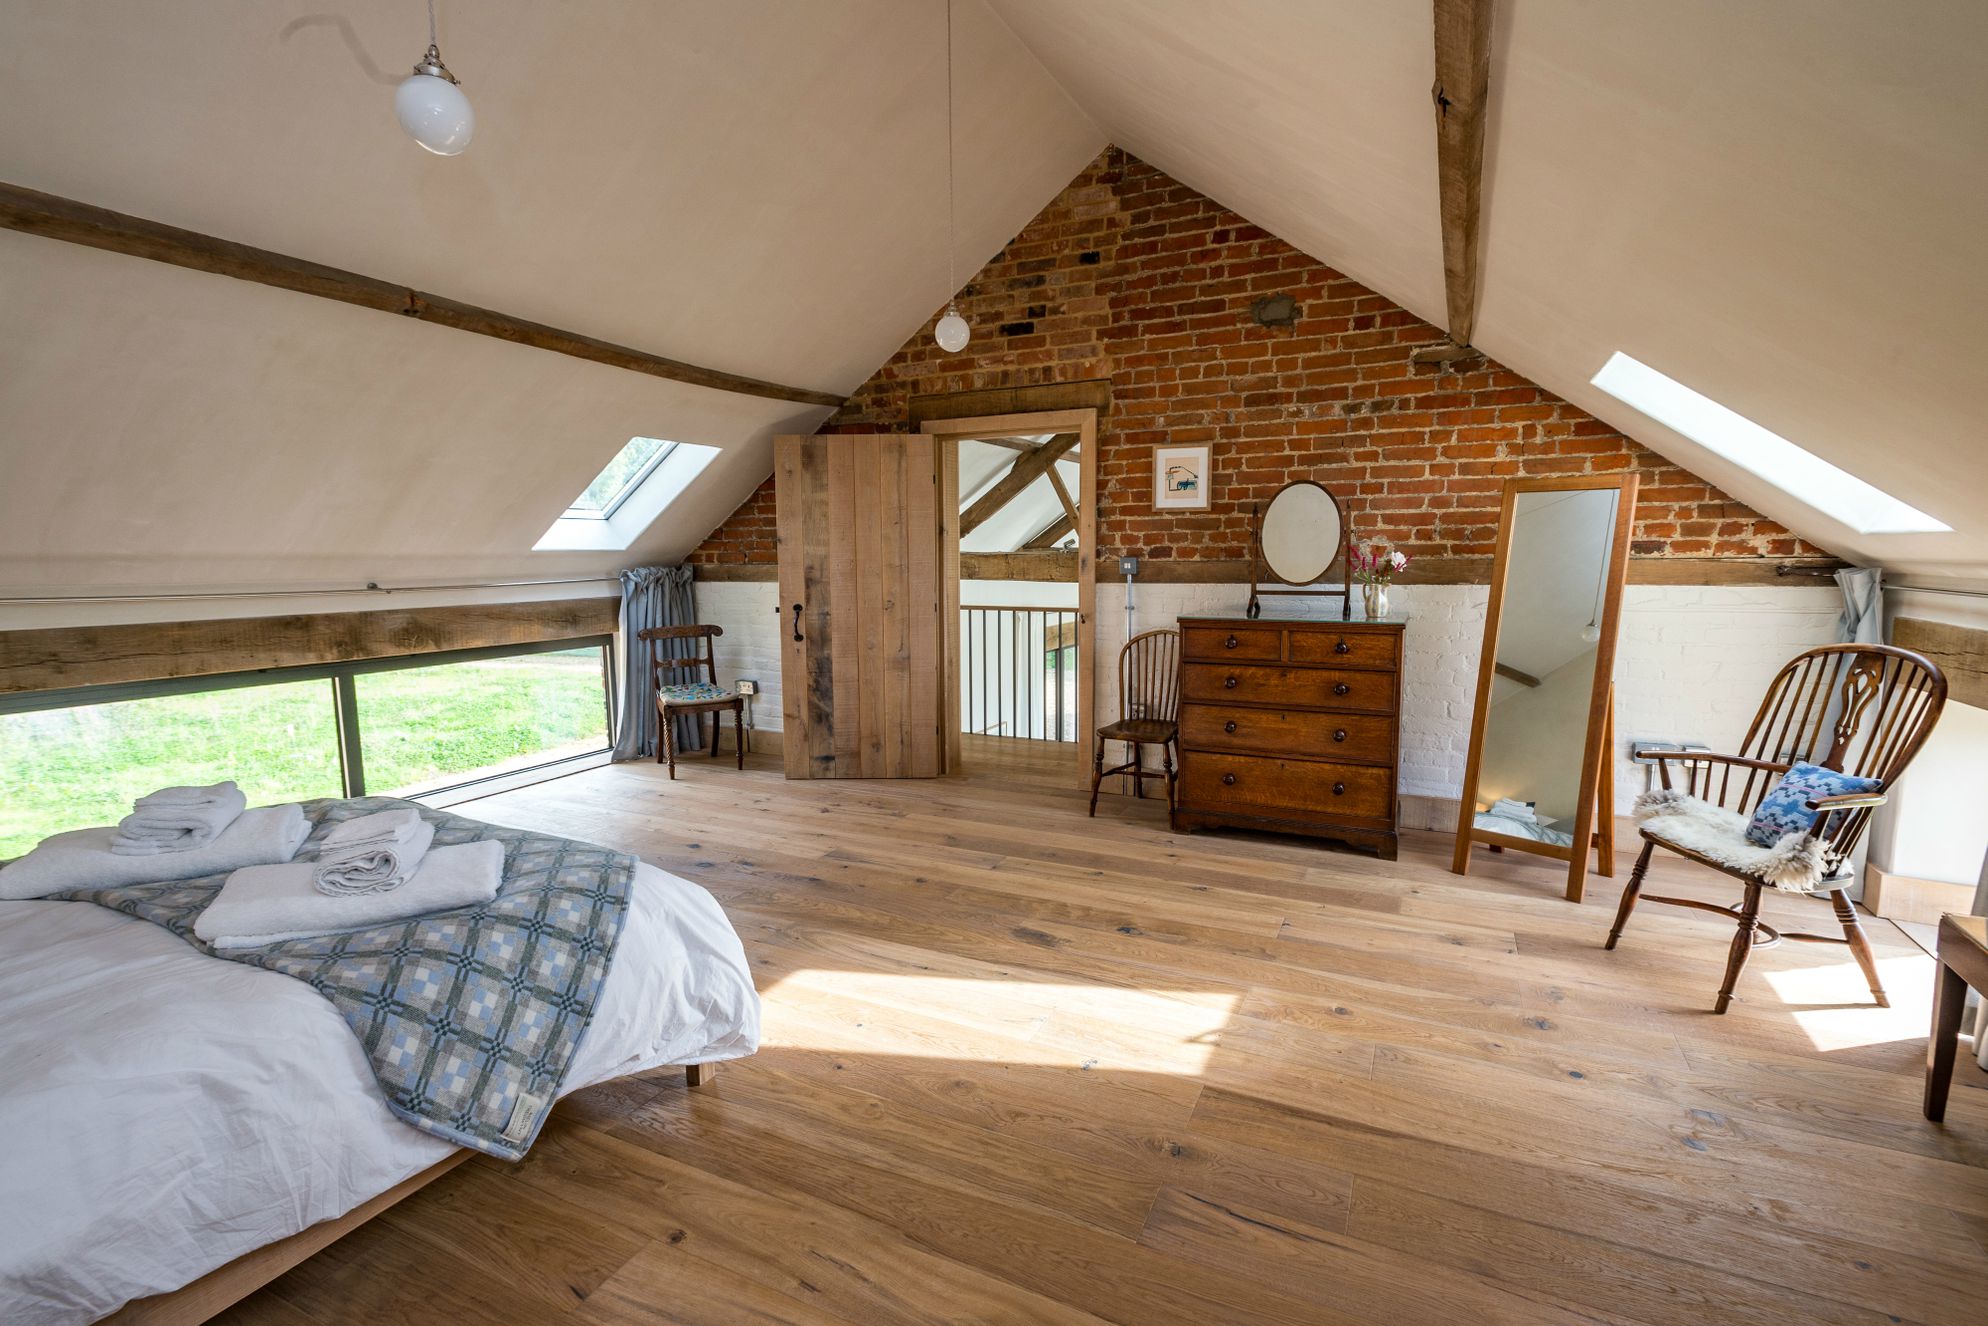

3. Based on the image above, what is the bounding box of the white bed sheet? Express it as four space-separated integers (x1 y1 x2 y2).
0 863 759 1326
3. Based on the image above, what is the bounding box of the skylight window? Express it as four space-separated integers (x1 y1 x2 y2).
1589 352 1948 535
564 436 677 519
535 439 720 552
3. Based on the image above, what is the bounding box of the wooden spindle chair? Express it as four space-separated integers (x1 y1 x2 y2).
1090 629 1182 815
1606 644 1946 1013
636 625 746 780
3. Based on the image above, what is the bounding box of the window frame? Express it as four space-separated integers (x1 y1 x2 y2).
0 635 617 803
562 439 680 521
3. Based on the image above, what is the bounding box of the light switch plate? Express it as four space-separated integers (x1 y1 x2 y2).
1119 556 1140 577
735 678 759 696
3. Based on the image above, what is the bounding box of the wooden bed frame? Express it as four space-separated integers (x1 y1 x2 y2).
104 1063 715 1325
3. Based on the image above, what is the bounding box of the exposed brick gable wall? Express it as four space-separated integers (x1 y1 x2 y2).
690 148 1813 570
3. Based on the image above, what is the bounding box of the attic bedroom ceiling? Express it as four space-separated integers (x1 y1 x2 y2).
1 1 1982 597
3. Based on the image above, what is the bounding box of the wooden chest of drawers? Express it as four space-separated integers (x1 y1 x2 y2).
1171 614 1404 858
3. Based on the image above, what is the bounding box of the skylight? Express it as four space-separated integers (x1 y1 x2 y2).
1589 352 1949 535
535 440 720 552
564 436 677 519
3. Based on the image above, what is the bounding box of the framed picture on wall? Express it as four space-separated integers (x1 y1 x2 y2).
1153 444 1211 511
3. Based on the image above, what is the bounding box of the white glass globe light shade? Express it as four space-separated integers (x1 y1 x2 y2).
935 307 970 353
1580 621 1602 644
396 72 474 156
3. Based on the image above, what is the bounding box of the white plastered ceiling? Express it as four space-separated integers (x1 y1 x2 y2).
3 0 1985 614
0 0 1103 605
990 0 1988 584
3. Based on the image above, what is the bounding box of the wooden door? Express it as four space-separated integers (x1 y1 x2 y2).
775 433 945 778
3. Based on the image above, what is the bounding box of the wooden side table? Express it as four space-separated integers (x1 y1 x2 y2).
1926 913 1988 1122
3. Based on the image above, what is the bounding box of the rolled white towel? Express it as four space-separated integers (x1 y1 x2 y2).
195 839 506 948
0 804 310 901
110 782 249 855
314 818 436 897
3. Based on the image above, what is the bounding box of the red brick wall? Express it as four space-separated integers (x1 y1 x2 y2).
690 148 1812 570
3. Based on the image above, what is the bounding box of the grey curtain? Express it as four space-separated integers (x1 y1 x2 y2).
613 565 698 761
1835 566 1883 643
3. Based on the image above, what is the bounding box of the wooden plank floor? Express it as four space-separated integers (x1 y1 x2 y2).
223 737 1988 1326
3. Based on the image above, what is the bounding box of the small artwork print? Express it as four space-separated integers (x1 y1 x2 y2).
1153 444 1211 511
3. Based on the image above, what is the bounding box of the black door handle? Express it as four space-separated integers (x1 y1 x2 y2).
1223 720 1238 734
1224 675 1239 689
1225 635 1240 649
1334 682 1350 696
1334 639 1350 654
1332 782 1346 795
1334 729 1348 742
1221 773 1237 786
791 603 804 642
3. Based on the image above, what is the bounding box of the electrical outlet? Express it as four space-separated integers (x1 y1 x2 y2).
735 678 759 696
1119 556 1140 577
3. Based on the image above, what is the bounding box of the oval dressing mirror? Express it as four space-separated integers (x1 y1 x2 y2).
1260 482 1342 584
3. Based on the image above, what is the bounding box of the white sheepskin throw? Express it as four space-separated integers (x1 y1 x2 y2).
1632 791 1833 892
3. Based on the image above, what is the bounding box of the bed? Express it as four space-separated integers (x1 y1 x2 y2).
0 858 760 1326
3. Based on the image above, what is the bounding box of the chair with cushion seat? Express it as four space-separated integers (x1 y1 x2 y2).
636 624 746 780
1090 629 1181 815
1605 643 1946 1013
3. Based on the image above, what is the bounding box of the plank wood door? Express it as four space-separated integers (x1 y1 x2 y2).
775 434 946 778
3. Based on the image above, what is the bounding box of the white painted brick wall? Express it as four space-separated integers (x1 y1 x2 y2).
699 576 1842 813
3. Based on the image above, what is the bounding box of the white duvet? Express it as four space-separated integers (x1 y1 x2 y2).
0 863 760 1326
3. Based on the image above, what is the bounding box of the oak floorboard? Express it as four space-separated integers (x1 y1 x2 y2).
216 744 1986 1326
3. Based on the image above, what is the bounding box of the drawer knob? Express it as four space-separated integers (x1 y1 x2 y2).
1225 635 1240 649
1334 639 1350 654
1223 720 1238 734
1333 782 1346 795
1221 773 1237 786
1334 728 1348 742
1224 675 1239 689
1334 682 1350 696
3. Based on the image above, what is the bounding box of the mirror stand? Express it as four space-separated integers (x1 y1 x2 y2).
1451 475 1639 903
1246 480 1353 619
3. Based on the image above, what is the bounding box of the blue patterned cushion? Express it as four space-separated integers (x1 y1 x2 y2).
1744 760 1881 847
659 682 733 703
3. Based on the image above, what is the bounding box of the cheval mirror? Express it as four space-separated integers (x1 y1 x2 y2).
1452 475 1639 903
1247 480 1353 618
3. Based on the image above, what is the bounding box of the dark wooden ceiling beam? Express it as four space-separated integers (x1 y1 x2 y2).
1431 0 1493 349
0 181 846 409
958 433 1078 537
1023 513 1076 550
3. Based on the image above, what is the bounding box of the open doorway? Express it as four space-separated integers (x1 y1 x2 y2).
924 411 1098 790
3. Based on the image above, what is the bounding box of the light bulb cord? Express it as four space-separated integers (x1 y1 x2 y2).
945 0 956 303
427 0 438 49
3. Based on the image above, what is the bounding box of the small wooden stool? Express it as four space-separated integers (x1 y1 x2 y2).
1925 913 1988 1123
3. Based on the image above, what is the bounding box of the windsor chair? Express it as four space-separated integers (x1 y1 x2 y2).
1090 629 1181 815
636 624 746 780
1605 644 1945 1013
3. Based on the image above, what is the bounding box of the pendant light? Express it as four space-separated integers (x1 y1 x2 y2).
396 0 474 156
1579 554 1606 644
933 0 970 353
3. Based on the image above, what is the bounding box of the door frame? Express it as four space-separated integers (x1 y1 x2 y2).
922 409 1099 790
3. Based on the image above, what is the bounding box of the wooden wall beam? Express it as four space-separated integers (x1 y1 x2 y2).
0 597 619 695
909 379 1112 428
1431 0 1493 348
958 434 1079 537
1893 616 1988 711
1023 514 1076 550
0 182 846 409
695 554 1844 588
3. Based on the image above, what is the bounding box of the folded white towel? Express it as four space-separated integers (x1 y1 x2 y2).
133 780 241 808
195 839 506 948
320 807 427 851
314 818 436 897
110 783 249 855
0 805 310 901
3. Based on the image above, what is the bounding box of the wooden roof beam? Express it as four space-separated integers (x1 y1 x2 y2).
958 433 1078 537
1431 0 1493 350
0 181 846 409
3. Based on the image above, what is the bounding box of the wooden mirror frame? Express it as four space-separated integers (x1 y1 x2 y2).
1450 474 1640 903
1246 480 1353 619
